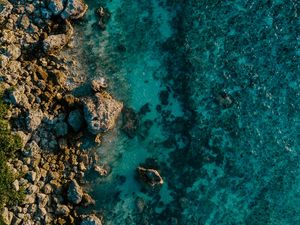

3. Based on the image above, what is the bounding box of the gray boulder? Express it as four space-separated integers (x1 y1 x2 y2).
68 109 83 132
81 214 102 225
83 92 123 134
61 0 88 20
67 179 83 204
48 0 65 15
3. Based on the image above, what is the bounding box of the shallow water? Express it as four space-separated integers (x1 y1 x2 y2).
74 0 300 224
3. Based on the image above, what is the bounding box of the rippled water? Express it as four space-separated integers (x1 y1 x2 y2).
73 0 300 224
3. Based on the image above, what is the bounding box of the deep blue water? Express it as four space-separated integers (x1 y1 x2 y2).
74 0 300 224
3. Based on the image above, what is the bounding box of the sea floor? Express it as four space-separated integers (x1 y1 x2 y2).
71 0 300 224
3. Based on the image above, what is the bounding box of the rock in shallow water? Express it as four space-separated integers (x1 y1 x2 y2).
68 109 83 132
47 0 65 16
137 167 164 186
67 179 83 204
91 78 108 92
81 214 102 225
61 0 88 20
82 92 123 135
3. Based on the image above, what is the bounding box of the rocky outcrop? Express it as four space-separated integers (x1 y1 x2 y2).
137 167 164 186
61 0 88 20
42 34 69 54
67 179 83 204
91 77 108 92
81 214 102 225
83 92 123 134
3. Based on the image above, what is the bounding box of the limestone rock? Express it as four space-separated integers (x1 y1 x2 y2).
81 193 95 207
137 167 164 186
0 54 9 68
61 0 88 20
0 0 13 23
1 207 13 225
91 78 108 92
67 179 83 204
56 204 70 216
83 92 123 134
42 34 68 54
26 110 44 131
2 44 21 60
68 109 83 132
81 214 102 225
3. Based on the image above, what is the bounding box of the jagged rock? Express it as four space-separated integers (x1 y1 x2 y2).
0 0 13 23
26 109 44 131
83 92 123 134
11 215 22 225
81 193 95 207
15 131 30 148
137 167 164 186
56 204 70 216
67 179 83 204
91 78 108 92
42 34 68 54
37 193 49 208
0 54 9 68
54 121 68 137
8 86 30 108
68 109 83 132
19 14 30 29
94 165 107 177
26 171 37 183
47 0 65 15
61 0 88 20
12 180 19 191
1 207 13 225
81 214 102 225
1 44 21 60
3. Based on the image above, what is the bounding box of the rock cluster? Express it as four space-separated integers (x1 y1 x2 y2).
0 0 121 224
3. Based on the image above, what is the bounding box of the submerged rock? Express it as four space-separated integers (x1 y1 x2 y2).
81 214 102 225
68 109 83 132
137 167 164 186
67 179 83 204
82 92 123 135
121 107 139 138
61 0 88 20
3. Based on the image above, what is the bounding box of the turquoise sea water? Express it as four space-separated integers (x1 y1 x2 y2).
74 0 300 224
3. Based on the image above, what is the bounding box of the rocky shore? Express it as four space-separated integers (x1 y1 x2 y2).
0 0 123 224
